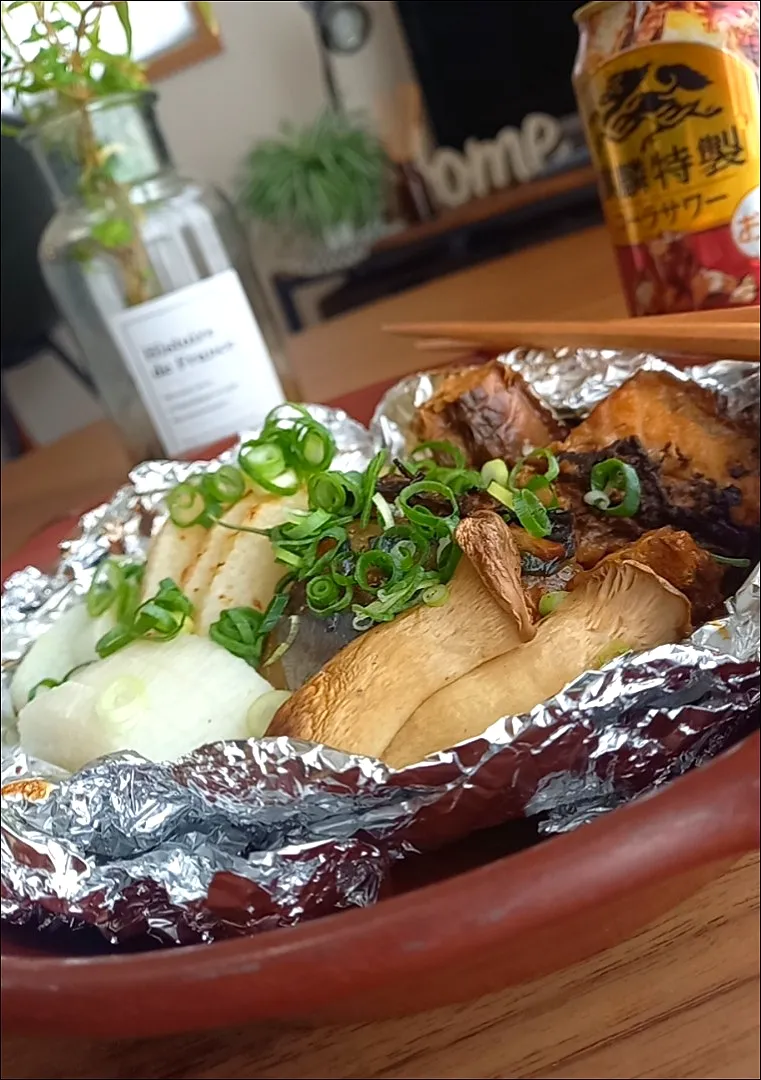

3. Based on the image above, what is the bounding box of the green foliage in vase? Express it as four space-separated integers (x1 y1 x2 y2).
0 1 216 304
1 0 147 122
238 110 388 239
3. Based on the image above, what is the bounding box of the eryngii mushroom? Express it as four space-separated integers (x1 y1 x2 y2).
382 559 692 769
268 516 534 760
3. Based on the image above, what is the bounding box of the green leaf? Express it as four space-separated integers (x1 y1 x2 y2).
114 1 132 55
91 217 133 249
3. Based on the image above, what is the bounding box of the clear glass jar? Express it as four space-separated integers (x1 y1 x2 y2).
24 92 293 461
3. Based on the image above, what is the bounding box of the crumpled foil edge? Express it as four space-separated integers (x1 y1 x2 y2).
2 362 759 946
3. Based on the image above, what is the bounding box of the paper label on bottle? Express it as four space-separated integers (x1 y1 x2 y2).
109 269 285 457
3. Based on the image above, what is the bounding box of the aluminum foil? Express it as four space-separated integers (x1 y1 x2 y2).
2 367 759 947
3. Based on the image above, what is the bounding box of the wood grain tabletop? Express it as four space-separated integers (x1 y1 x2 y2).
2 226 758 1080
2 854 758 1080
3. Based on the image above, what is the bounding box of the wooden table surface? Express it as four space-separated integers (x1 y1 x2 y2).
2 226 759 1080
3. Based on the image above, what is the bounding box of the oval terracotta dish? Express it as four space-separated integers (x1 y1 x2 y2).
1 382 759 1039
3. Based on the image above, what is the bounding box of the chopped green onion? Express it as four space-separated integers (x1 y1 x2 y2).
528 448 560 483
512 488 551 538
95 578 193 659
444 468 483 495
508 458 526 492
422 584 450 607
436 538 462 583
302 526 348 579
526 474 559 508
86 559 123 617
305 575 353 614
205 464 245 505
273 547 302 569
263 615 300 668
397 480 459 536
209 592 289 667
588 459 641 518
487 481 515 509
238 439 296 494
95 676 146 726
295 425 336 473
247 689 292 736
259 591 290 639
166 482 207 527
266 468 301 496
352 568 439 623
355 550 397 593
710 554 752 568
374 524 428 568
28 677 63 700
538 591 567 617
330 552 357 586
409 440 467 471
308 472 349 514
480 459 509 488
280 508 333 542
95 624 137 659
583 489 611 511
372 492 396 530
360 451 388 527
86 559 145 621
132 579 193 642
509 449 560 492
209 607 262 662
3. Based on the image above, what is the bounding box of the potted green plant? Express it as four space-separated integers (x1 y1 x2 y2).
1 1 288 462
238 109 391 271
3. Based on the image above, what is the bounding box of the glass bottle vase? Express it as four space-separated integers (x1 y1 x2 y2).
24 91 292 461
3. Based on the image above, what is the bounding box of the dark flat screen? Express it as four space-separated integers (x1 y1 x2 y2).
395 1 586 150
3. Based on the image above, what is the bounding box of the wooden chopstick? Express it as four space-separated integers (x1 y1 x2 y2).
384 312 760 363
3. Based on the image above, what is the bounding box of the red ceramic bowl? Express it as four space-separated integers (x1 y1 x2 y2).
1 381 759 1038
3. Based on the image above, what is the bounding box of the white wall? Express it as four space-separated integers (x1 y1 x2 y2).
155 0 419 194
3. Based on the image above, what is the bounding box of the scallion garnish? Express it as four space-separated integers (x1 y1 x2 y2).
487 480 515 509
360 450 388 527
86 559 145 622
209 592 289 667
371 492 396 530
160 409 480 642
436 537 462 582
166 481 207 528
204 464 246 505
422 583 449 607
710 553 752 568
308 472 351 515
94 578 194 659
529 448 559 483
397 480 459 536
587 458 641 518
306 575 353 614
409 440 467 471
525 474 559 508
355 550 397 593
538 591 567 617
512 488 551 538
263 615 300 668
480 458 509 488
28 677 63 700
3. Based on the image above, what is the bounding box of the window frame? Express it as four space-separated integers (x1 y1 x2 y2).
144 1 222 83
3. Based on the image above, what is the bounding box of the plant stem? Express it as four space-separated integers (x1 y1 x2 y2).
75 101 155 307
